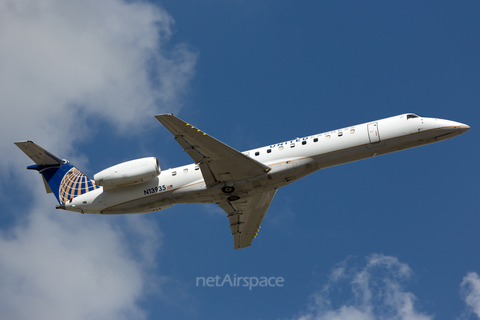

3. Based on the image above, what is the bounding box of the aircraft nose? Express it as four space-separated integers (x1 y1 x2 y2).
437 119 470 132
450 120 470 133
459 123 470 132
432 119 470 142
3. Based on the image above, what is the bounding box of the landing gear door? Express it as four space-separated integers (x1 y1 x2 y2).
368 123 380 143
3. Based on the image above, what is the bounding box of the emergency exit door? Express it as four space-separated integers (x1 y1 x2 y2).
367 123 380 143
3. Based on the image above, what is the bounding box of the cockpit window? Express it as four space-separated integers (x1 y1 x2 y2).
407 114 419 119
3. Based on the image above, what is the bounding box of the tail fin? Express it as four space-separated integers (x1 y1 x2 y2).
14 141 99 204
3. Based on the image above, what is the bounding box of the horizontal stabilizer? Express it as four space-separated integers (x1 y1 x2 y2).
14 140 63 166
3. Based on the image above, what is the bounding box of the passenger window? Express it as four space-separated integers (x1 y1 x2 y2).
302 141 307 145
255 151 260 156
350 129 355 134
172 171 177 176
279 146 284 150
314 138 318 142
338 132 343 137
326 135 331 139
195 165 200 170
290 143 295 148
183 168 188 173
267 149 272 153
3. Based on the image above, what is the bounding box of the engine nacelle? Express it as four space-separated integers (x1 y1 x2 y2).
94 157 161 188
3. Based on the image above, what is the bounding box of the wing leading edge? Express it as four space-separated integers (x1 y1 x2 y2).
217 189 277 249
155 114 271 187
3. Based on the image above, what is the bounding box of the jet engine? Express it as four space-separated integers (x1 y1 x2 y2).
94 157 161 188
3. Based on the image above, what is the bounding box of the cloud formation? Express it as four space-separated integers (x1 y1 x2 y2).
0 0 196 167
461 272 480 319
0 193 162 320
292 254 433 320
0 0 194 319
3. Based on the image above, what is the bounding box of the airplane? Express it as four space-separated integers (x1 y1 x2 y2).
15 113 469 249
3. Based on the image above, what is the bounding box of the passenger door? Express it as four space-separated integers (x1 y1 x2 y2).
367 123 380 143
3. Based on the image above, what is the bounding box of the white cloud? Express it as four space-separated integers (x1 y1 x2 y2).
460 272 480 319
0 0 195 319
292 254 433 320
0 0 196 168
0 195 161 320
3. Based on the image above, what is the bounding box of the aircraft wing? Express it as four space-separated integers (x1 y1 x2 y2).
155 114 271 187
217 189 277 249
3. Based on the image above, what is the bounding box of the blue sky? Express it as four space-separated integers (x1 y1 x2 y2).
1 1 479 319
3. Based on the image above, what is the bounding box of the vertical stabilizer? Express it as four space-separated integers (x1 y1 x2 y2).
14 141 99 204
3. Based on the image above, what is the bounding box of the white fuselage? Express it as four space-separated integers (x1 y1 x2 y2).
65 114 469 214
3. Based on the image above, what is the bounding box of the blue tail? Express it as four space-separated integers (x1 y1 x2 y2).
14 141 99 204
